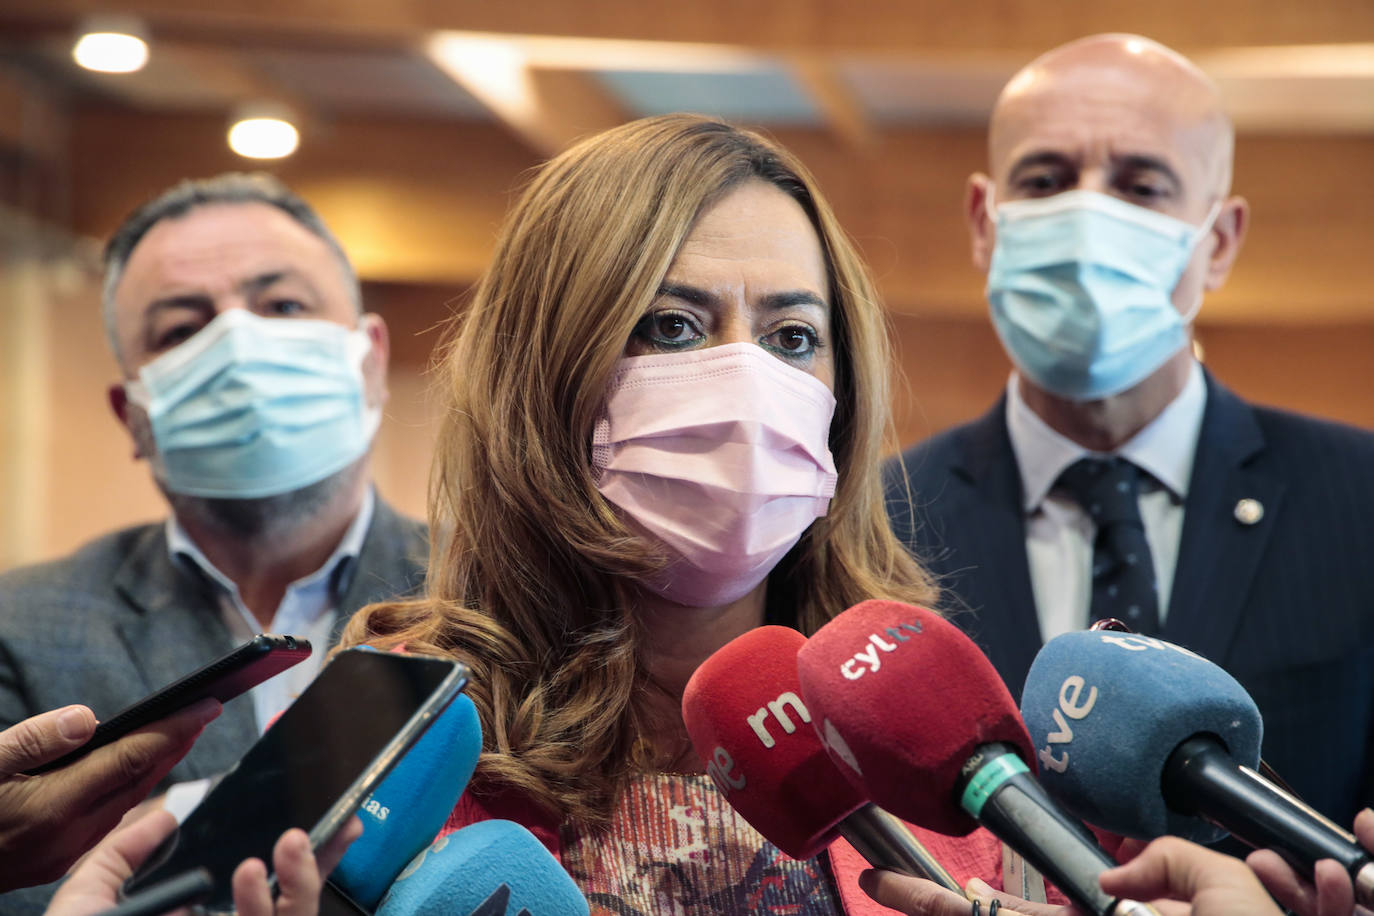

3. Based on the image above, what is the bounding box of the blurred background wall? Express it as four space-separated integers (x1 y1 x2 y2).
1 1 1371 570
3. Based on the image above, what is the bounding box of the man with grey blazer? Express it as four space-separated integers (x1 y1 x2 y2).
0 174 426 882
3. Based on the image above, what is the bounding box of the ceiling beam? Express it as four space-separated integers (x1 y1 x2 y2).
788 54 876 150
425 32 626 157
3 0 1371 54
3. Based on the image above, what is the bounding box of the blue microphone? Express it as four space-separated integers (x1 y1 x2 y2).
1022 631 1374 907
376 820 588 916
329 692 483 911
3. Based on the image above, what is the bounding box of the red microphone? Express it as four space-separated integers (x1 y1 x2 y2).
682 625 959 889
796 601 1158 916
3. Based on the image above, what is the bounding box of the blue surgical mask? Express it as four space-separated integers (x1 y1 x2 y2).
124 309 381 499
986 188 1220 401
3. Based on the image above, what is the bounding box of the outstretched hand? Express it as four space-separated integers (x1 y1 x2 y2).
0 700 220 891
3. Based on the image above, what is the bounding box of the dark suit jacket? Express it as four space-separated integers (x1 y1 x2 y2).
886 374 1374 826
0 498 427 784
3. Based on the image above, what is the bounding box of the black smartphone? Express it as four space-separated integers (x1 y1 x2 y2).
122 648 469 915
28 633 312 775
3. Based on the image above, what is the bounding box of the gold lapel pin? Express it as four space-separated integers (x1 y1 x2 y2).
1233 498 1264 526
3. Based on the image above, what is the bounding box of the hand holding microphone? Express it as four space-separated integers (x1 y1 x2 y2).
1248 807 1374 916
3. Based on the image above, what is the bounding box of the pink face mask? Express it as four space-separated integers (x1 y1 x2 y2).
592 342 839 607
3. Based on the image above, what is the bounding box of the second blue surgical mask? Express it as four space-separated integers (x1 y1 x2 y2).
986 189 1220 401
124 309 381 499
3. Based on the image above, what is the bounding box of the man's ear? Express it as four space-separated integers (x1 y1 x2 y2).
108 384 128 427
966 173 996 273
359 313 390 408
1204 195 1250 292
107 383 145 459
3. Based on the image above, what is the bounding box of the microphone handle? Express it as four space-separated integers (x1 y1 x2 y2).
1164 735 1374 907
958 744 1157 916
839 804 963 893
97 869 213 916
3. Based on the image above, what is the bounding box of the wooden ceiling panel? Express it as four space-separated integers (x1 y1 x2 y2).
4 0 1372 53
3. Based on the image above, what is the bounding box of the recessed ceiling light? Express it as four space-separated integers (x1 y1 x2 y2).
228 105 300 160
72 16 149 74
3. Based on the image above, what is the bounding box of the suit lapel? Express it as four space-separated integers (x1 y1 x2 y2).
944 399 1043 693
110 526 258 778
1163 374 1284 665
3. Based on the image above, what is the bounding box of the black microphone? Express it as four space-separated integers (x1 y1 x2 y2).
98 869 212 916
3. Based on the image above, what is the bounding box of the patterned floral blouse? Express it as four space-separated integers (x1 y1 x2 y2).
560 771 844 915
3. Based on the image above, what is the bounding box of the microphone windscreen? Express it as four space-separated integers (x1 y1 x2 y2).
796 600 1033 836
332 692 483 909
681 625 866 859
1020 630 1262 843
377 820 588 916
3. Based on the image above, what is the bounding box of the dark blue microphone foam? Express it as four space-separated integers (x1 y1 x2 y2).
377 820 589 916
331 692 483 909
1020 631 1262 843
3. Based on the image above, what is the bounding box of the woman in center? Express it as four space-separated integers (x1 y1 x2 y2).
342 114 1017 914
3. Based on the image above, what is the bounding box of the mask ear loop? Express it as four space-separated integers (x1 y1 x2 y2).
1179 199 1225 325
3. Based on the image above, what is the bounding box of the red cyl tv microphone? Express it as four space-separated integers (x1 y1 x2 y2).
682 624 959 891
796 600 1157 916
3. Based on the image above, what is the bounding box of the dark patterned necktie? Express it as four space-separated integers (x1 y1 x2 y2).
1056 457 1161 635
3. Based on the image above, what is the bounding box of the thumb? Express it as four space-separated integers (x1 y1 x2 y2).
0 706 96 774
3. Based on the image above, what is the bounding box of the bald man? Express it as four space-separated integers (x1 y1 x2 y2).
887 34 1374 827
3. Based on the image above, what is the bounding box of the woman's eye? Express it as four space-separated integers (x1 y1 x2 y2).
654 314 691 341
632 310 702 349
764 325 819 357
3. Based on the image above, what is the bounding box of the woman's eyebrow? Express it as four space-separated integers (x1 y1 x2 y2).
655 282 713 306
759 290 828 311
655 284 827 311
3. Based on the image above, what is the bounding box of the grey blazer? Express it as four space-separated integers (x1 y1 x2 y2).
0 498 427 785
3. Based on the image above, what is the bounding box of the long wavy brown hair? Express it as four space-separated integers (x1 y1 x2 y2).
340 114 937 825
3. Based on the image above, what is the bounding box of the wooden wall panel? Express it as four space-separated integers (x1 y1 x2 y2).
65 111 1374 326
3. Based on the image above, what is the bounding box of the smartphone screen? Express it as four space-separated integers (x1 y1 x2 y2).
123 649 467 914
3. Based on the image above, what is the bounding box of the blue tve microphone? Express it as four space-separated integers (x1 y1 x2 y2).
1022 631 1374 907
376 820 589 916
329 692 483 911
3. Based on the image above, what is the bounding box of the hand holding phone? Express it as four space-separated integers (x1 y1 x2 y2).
41 809 363 916
122 649 469 914
0 700 221 893
28 634 311 776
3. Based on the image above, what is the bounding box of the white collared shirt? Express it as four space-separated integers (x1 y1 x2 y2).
166 488 375 733
1006 363 1207 641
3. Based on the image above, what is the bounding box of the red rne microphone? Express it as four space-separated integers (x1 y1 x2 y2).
682 625 959 890
796 601 1158 916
